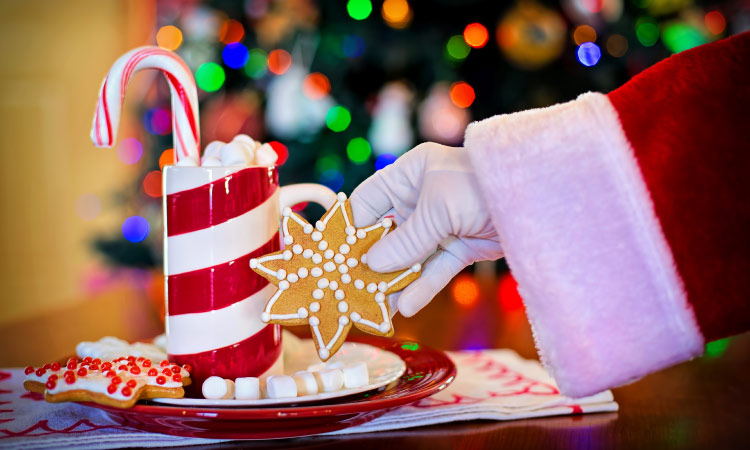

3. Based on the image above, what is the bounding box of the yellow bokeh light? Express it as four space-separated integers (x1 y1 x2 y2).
156 25 183 51
382 0 412 29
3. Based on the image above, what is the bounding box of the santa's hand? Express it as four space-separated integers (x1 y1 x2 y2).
349 143 503 317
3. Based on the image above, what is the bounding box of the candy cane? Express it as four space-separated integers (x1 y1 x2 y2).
91 46 201 165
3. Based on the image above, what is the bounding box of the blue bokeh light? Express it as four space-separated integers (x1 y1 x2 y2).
577 42 601 67
122 216 150 243
143 108 171 135
375 154 397 171
319 169 345 192
222 43 250 69
342 35 365 58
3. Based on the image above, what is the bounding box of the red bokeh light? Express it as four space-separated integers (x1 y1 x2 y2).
143 171 162 198
498 272 523 312
463 23 489 48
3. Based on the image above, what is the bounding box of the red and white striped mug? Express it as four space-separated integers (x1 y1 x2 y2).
163 165 336 389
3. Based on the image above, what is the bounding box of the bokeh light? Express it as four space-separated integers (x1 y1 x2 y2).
446 35 471 61
463 23 489 48
195 62 226 92
122 216 150 243
452 273 480 308
268 141 289 165
156 25 183 51
319 169 345 192
347 0 372 21
326 106 352 132
342 34 366 58
143 171 162 198
267 49 292 75
382 0 412 29
219 19 245 44
375 153 397 170
572 24 597 45
245 48 268 79
302 72 331 99
159 149 175 169
635 18 659 47
705 11 726 35
347 137 372 164
498 272 524 312
449 82 475 108
577 42 602 66
143 108 171 135
75 193 101 221
606 34 628 57
222 43 249 69
662 23 707 54
315 154 343 175
116 137 143 165
705 337 730 358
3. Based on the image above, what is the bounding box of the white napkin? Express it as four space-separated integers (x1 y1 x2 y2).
0 349 616 449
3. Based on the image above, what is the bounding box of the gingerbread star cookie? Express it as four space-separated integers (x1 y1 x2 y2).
250 192 421 361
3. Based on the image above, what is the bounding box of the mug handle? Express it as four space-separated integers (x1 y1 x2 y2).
279 183 338 211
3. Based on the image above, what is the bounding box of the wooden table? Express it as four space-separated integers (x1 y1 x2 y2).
3 271 748 449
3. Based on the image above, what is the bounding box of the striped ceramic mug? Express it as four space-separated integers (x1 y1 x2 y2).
163 164 336 389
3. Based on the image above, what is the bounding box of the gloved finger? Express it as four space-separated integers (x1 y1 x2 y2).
397 249 467 317
386 291 402 318
349 160 420 228
366 200 445 272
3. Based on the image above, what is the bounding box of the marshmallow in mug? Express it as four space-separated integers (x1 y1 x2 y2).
200 134 279 167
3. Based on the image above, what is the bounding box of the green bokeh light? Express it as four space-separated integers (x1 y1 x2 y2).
705 338 730 358
446 35 471 61
347 0 372 21
346 137 372 164
326 106 352 132
635 18 660 47
244 48 268 79
315 154 343 176
662 23 707 54
195 62 225 92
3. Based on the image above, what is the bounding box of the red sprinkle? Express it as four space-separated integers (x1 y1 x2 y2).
142 360 151 367
51 362 61 371
162 368 172 376
130 366 141 375
64 370 74 378
77 368 87 377
67 357 77 365
182 364 193 373
121 386 132 396
67 360 77 370
101 362 112 371
92 358 101 365
83 357 92 364
65 375 75 385
24 366 34 375
155 376 166 385
111 376 122 385
171 366 180 373
148 368 158 376
105 371 116 378
43 363 52 370
48 374 58 381
35 368 46 377
160 360 170 367
172 374 182 382
89 365 99 371
127 379 137 388
107 384 117 394
127 361 137 366
46 379 56 390
118 365 128 371
127 356 135 361
136 356 145 362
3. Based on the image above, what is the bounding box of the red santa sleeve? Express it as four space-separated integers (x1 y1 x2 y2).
463 32 750 398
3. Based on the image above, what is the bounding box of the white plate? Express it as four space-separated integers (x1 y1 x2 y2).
151 337 406 407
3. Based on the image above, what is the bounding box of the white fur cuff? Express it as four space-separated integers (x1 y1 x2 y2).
464 93 704 398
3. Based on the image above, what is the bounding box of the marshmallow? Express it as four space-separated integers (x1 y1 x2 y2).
292 372 319 396
324 361 344 369
234 377 261 400
202 376 235 399
306 362 327 372
255 143 278 166
203 140 224 158
232 134 260 150
266 375 298 399
314 368 344 392
220 141 252 166
201 155 222 167
342 362 369 389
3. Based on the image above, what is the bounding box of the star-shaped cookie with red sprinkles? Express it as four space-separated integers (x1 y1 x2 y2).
250 192 421 361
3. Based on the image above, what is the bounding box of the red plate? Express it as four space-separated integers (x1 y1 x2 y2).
80 336 456 439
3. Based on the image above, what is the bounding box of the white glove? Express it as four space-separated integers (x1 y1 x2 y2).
349 143 503 317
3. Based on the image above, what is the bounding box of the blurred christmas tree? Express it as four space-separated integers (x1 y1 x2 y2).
94 0 746 271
